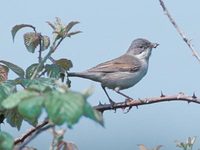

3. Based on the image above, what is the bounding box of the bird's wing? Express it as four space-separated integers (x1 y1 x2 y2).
87 54 141 73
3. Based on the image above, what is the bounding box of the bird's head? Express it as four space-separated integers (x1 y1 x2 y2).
126 38 159 60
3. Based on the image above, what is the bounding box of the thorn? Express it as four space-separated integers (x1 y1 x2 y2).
135 105 139 109
113 108 117 113
192 92 197 99
124 106 132 114
160 90 165 97
98 101 103 106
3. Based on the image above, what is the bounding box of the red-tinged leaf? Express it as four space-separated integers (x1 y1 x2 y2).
0 60 24 78
55 58 73 71
0 65 9 83
11 24 36 42
24 32 40 53
41 35 50 50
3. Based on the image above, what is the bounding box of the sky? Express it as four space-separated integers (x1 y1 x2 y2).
1 0 200 149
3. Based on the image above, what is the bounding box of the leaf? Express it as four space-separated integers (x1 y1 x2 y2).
26 63 43 79
41 35 50 50
154 145 163 150
2 90 38 109
0 60 25 78
11 24 36 42
45 64 62 79
44 91 85 127
21 78 56 92
65 142 79 150
67 31 82 37
65 21 80 34
83 102 104 126
0 80 16 110
138 144 149 150
5 108 23 130
55 58 73 71
0 65 9 83
0 131 14 150
46 21 56 30
24 32 40 53
18 96 44 126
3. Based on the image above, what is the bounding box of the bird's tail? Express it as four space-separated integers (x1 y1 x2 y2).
67 72 101 82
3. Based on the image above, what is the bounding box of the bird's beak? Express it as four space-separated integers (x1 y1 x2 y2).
151 43 159 48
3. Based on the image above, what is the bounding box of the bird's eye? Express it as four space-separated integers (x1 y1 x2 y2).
139 45 143 48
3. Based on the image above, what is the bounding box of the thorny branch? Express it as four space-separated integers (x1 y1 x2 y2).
14 119 49 145
159 0 200 62
14 92 199 146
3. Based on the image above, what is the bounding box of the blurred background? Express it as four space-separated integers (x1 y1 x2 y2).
1 0 200 149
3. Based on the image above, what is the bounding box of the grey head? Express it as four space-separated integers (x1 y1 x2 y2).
126 38 159 60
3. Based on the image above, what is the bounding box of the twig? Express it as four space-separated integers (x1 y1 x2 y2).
159 0 200 62
18 124 54 150
14 119 49 145
94 92 200 112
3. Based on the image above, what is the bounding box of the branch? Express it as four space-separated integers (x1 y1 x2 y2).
94 92 199 112
14 93 199 145
14 119 49 145
159 0 200 62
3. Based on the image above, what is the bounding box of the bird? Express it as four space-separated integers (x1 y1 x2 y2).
68 38 159 105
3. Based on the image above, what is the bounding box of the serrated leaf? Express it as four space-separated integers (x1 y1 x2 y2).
0 131 14 150
45 64 62 79
55 58 73 71
2 90 38 109
65 21 79 34
11 24 36 42
84 102 104 126
0 65 9 83
18 96 44 126
24 32 40 53
5 108 23 130
0 60 25 78
44 91 85 127
0 80 16 110
41 35 50 50
21 78 56 92
26 63 43 79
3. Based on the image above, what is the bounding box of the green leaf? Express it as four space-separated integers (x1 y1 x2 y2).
5 109 23 130
83 102 104 126
0 60 25 78
2 90 38 109
21 78 56 92
45 64 62 79
55 58 73 71
11 24 36 42
0 131 14 150
26 63 43 79
44 91 85 127
0 80 16 110
18 96 44 126
41 35 50 50
24 32 40 53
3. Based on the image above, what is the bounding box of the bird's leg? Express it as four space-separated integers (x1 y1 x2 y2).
101 85 115 106
114 88 133 100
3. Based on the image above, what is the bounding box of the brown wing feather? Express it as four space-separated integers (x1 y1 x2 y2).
87 54 141 73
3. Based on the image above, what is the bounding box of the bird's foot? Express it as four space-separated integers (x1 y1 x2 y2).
109 99 116 108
